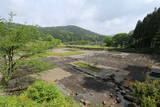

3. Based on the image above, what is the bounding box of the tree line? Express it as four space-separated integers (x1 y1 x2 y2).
104 7 160 50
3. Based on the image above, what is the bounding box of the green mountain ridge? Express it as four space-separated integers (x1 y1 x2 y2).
39 25 106 43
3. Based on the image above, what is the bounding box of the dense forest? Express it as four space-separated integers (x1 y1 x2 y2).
133 8 160 48
104 8 160 50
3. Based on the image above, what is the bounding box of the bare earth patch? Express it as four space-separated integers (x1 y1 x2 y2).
31 68 72 83
32 48 160 107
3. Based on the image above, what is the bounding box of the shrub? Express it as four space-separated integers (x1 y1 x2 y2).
26 81 64 103
0 81 80 107
133 79 160 107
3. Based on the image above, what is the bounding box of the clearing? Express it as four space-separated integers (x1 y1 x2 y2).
31 48 159 107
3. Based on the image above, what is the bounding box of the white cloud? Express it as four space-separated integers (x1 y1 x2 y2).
145 0 157 3
1 0 160 35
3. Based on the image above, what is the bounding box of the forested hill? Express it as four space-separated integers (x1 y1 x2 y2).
39 25 106 42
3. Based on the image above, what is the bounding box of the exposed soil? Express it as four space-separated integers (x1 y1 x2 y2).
35 48 160 107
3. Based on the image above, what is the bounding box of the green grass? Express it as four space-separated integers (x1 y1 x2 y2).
65 45 109 50
0 81 80 107
31 51 83 59
74 61 101 72
45 51 83 56
65 45 160 54
17 59 56 73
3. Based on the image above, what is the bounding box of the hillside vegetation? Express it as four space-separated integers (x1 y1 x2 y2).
39 25 105 44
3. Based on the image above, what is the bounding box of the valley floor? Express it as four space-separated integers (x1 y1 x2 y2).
31 48 160 107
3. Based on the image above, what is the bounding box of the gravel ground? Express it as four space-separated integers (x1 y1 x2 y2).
39 48 160 107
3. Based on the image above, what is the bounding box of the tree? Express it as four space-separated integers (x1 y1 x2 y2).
42 34 54 41
104 36 113 46
133 8 160 49
0 13 38 85
112 33 129 48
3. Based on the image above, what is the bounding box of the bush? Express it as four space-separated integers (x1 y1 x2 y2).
133 79 160 107
26 81 64 102
0 81 80 107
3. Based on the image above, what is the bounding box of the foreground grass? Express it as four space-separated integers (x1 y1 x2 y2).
74 61 101 72
17 59 56 73
0 81 80 107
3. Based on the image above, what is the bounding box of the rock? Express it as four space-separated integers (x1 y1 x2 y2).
127 103 137 107
110 74 115 79
124 95 135 102
89 92 94 96
75 92 79 96
84 100 91 106
109 93 113 98
80 99 90 106
115 70 119 72
120 90 126 95
116 97 121 103
115 87 119 92
118 85 124 90
80 99 84 103
102 101 107 105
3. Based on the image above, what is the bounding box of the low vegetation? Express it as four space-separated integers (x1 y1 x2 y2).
0 81 79 107
74 61 101 72
39 25 105 43
31 51 83 59
17 59 56 73
133 79 160 107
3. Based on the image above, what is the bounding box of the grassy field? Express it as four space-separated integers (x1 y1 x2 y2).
31 51 84 59
45 51 83 56
64 45 160 54
17 59 56 73
74 61 101 72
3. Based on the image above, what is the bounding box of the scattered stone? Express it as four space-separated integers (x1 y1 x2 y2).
75 92 79 96
110 74 115 79
89 92 94 96
80 99 85 104
115 87 119 92
115 70 119 72
127 103 137 107
124 95 135 102
84 100 91 106
120 90 126 95
116 97 121 103
114 100 117 104
80 99 90 106
118 85 124 90
102 101 107 105
109 93 113 98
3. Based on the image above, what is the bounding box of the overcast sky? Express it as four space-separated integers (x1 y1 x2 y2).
1 0 160 35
